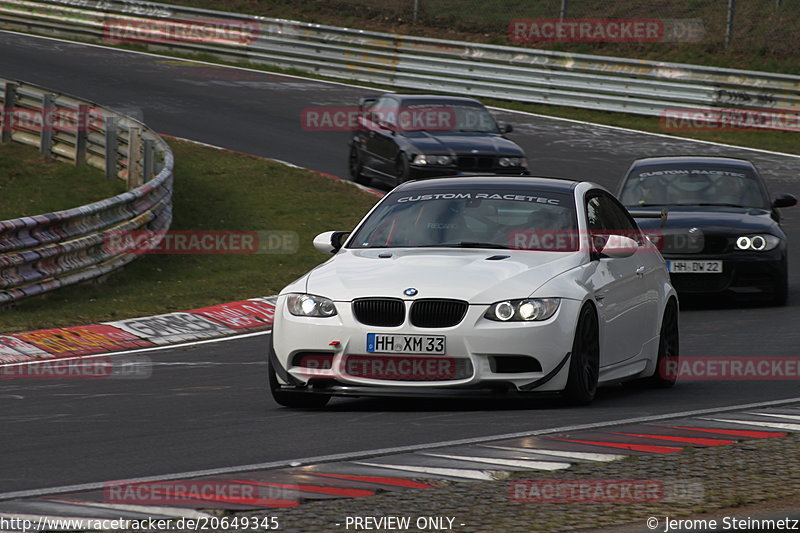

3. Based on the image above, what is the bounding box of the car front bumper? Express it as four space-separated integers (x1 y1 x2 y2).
270 295 580 396
664 250 785 297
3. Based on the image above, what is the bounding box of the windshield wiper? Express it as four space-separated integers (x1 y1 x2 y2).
423 241 509 249
634 202 749 208
692 202 750 208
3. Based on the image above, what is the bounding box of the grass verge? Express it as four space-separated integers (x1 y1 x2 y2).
0 142 125 220
1 139 379 333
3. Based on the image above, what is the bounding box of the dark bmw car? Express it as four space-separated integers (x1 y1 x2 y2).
617 156 796 305
348 94 529 188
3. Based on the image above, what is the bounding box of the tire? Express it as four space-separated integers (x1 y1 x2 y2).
562 304 600 405
644 298 679 388
395 154 410 187
268 339 330 408
348 145 370 186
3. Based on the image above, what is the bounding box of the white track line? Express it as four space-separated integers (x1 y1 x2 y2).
3 29 799 160
746 412 800 421
420 453 571 471
480 446 624 462
353 463 497 481
701 418 800 431
2 396 799 501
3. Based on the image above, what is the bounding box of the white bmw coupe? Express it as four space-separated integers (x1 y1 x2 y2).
269 176 679 407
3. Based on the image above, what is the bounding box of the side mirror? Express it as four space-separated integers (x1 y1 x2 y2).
313 231 350 254
599 234 639 259
358 96 378 112
773 193 797 208
501 123 513 133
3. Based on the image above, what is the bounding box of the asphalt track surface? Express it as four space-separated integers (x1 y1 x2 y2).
1 31 800 494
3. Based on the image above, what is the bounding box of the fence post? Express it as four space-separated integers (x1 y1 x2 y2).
128 126 143 187
105 115 118 179
412 0 418 24
725 0 735 50
40 93 55 158
560 0 568 21
143 138 155 181
75 104 89 164
1 82 18 143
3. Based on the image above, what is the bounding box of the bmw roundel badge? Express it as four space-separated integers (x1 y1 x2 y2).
404 288 418 296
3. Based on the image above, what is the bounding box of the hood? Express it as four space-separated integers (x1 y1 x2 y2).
633 206 778 234
301 248 583 303
631 206 781 254
406 132 524 156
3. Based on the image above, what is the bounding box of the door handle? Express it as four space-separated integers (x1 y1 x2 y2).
636 266 646 276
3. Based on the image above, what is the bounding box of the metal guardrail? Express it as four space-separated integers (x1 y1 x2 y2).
0 77 173 305
1 0 800 118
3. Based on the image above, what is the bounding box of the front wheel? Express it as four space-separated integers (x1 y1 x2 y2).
395 154 410 187
348 145 370 186
645 298 679 388
562 304 600 405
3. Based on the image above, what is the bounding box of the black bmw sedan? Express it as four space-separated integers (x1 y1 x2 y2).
348 94 529 188
617 156 796 305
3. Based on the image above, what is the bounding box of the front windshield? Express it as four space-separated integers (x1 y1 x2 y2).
400 102 500 133
619 165 769 208
348 188 578 251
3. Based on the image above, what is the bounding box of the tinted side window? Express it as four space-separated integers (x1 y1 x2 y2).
372 97 399 129
586 192 642 245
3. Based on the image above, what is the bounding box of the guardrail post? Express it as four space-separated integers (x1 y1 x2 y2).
128 126 144 187
1 82 18 143
40 93 55 158
143 138 155 181
725 0 735 49
105 115 118 179
75 104 89 164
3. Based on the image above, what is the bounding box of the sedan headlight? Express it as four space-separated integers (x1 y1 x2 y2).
734 234 780 251
485 298 560 322
287 293 338 317
498 157 527 168
412 154 455 166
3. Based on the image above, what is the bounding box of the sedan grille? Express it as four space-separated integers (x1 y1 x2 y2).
410 299 468 328
457 156 494 171
352 298 404 327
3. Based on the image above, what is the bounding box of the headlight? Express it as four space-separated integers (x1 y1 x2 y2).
412 154 454 166
287 293 338 317
498 157 527 168
734 234 780 251
485 298 560 322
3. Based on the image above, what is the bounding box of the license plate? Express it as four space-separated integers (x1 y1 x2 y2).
367 333 445 354
667 260 722 274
